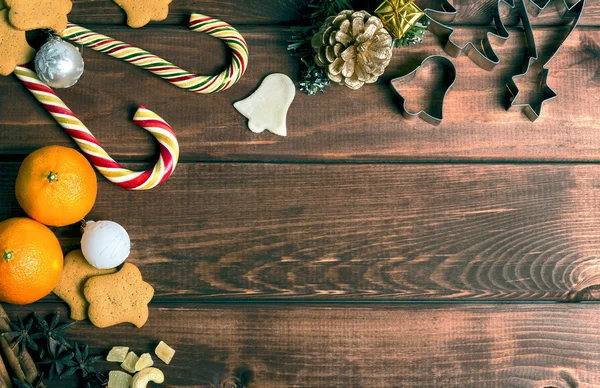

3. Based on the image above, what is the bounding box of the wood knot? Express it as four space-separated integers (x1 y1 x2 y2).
568 284 600 301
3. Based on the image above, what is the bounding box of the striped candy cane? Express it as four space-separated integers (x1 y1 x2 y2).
14 66 179 191
59 13 249 94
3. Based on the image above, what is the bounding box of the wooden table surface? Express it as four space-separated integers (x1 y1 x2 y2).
1 0 600 387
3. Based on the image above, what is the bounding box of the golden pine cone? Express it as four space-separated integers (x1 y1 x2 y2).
311 10 393 90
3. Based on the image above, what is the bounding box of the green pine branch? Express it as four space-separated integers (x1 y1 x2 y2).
288 0 353 94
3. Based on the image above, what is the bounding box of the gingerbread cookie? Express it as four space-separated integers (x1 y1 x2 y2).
84 263 154 328
0 9 34 76
5 0 72 33
112 0 172 28
53 250 117 321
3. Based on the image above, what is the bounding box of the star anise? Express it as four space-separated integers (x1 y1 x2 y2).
82 371 108 388
62 343 103 379
2 315 41 355
38 337 76 380
33 312 76 356
11 376 44 388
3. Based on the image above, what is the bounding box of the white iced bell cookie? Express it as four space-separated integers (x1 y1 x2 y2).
233 73 296 137
81 221 131 269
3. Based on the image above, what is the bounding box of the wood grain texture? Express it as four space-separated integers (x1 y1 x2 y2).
66 0 600 26
2 26 598 162
4 303 600 387
3 162 600 301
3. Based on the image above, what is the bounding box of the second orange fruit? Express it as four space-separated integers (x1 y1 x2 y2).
15 146 98 227
0 218 64 304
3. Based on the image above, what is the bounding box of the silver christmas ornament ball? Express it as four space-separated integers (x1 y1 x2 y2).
34 38 84 88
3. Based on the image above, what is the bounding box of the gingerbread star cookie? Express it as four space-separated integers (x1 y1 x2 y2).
112 0 172 28
53 250 117 321
5 0 72 33
84 263 154 328
0 9 34 76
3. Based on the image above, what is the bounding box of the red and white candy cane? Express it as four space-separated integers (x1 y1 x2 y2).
12 13 248 189
14 66 179 191
58 13 249 94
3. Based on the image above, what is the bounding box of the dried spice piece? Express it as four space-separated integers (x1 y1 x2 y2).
32 313 76 354
312 10 393 89
2 316 41 355
11 376 44 388
38 338 75 380
82 372 107 388
65 343 102 378
1 336 27 381
0 352 11 387
0 307 40 385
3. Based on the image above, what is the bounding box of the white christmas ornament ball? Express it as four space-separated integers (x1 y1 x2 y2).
81 221 131 269
34 37 85 88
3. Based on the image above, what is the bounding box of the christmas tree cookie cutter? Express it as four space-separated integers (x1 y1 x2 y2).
423 0 514 71
506 0 585 121
389 55 457 126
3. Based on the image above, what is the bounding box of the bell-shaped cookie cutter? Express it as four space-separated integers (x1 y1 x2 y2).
389 55 457 126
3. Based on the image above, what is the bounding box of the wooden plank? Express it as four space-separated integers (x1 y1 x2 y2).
1 26 598 162
66 0 600 26
69 0 304 25
4 303 600 387
2 162 600 301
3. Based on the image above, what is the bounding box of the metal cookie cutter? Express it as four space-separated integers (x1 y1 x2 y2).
423 0 515 71
506 0 585 121
390 55 457 126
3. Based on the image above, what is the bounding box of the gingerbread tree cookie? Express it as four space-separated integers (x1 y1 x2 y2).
84 263 154 328
0 9 34 76
112 0 172 28
53 250 117 321
5 0 72 33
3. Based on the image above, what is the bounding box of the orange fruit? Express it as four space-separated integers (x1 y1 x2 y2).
15 146 98 227
0 218 64 304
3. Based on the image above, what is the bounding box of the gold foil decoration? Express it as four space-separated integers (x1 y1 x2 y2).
375 0 425 40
